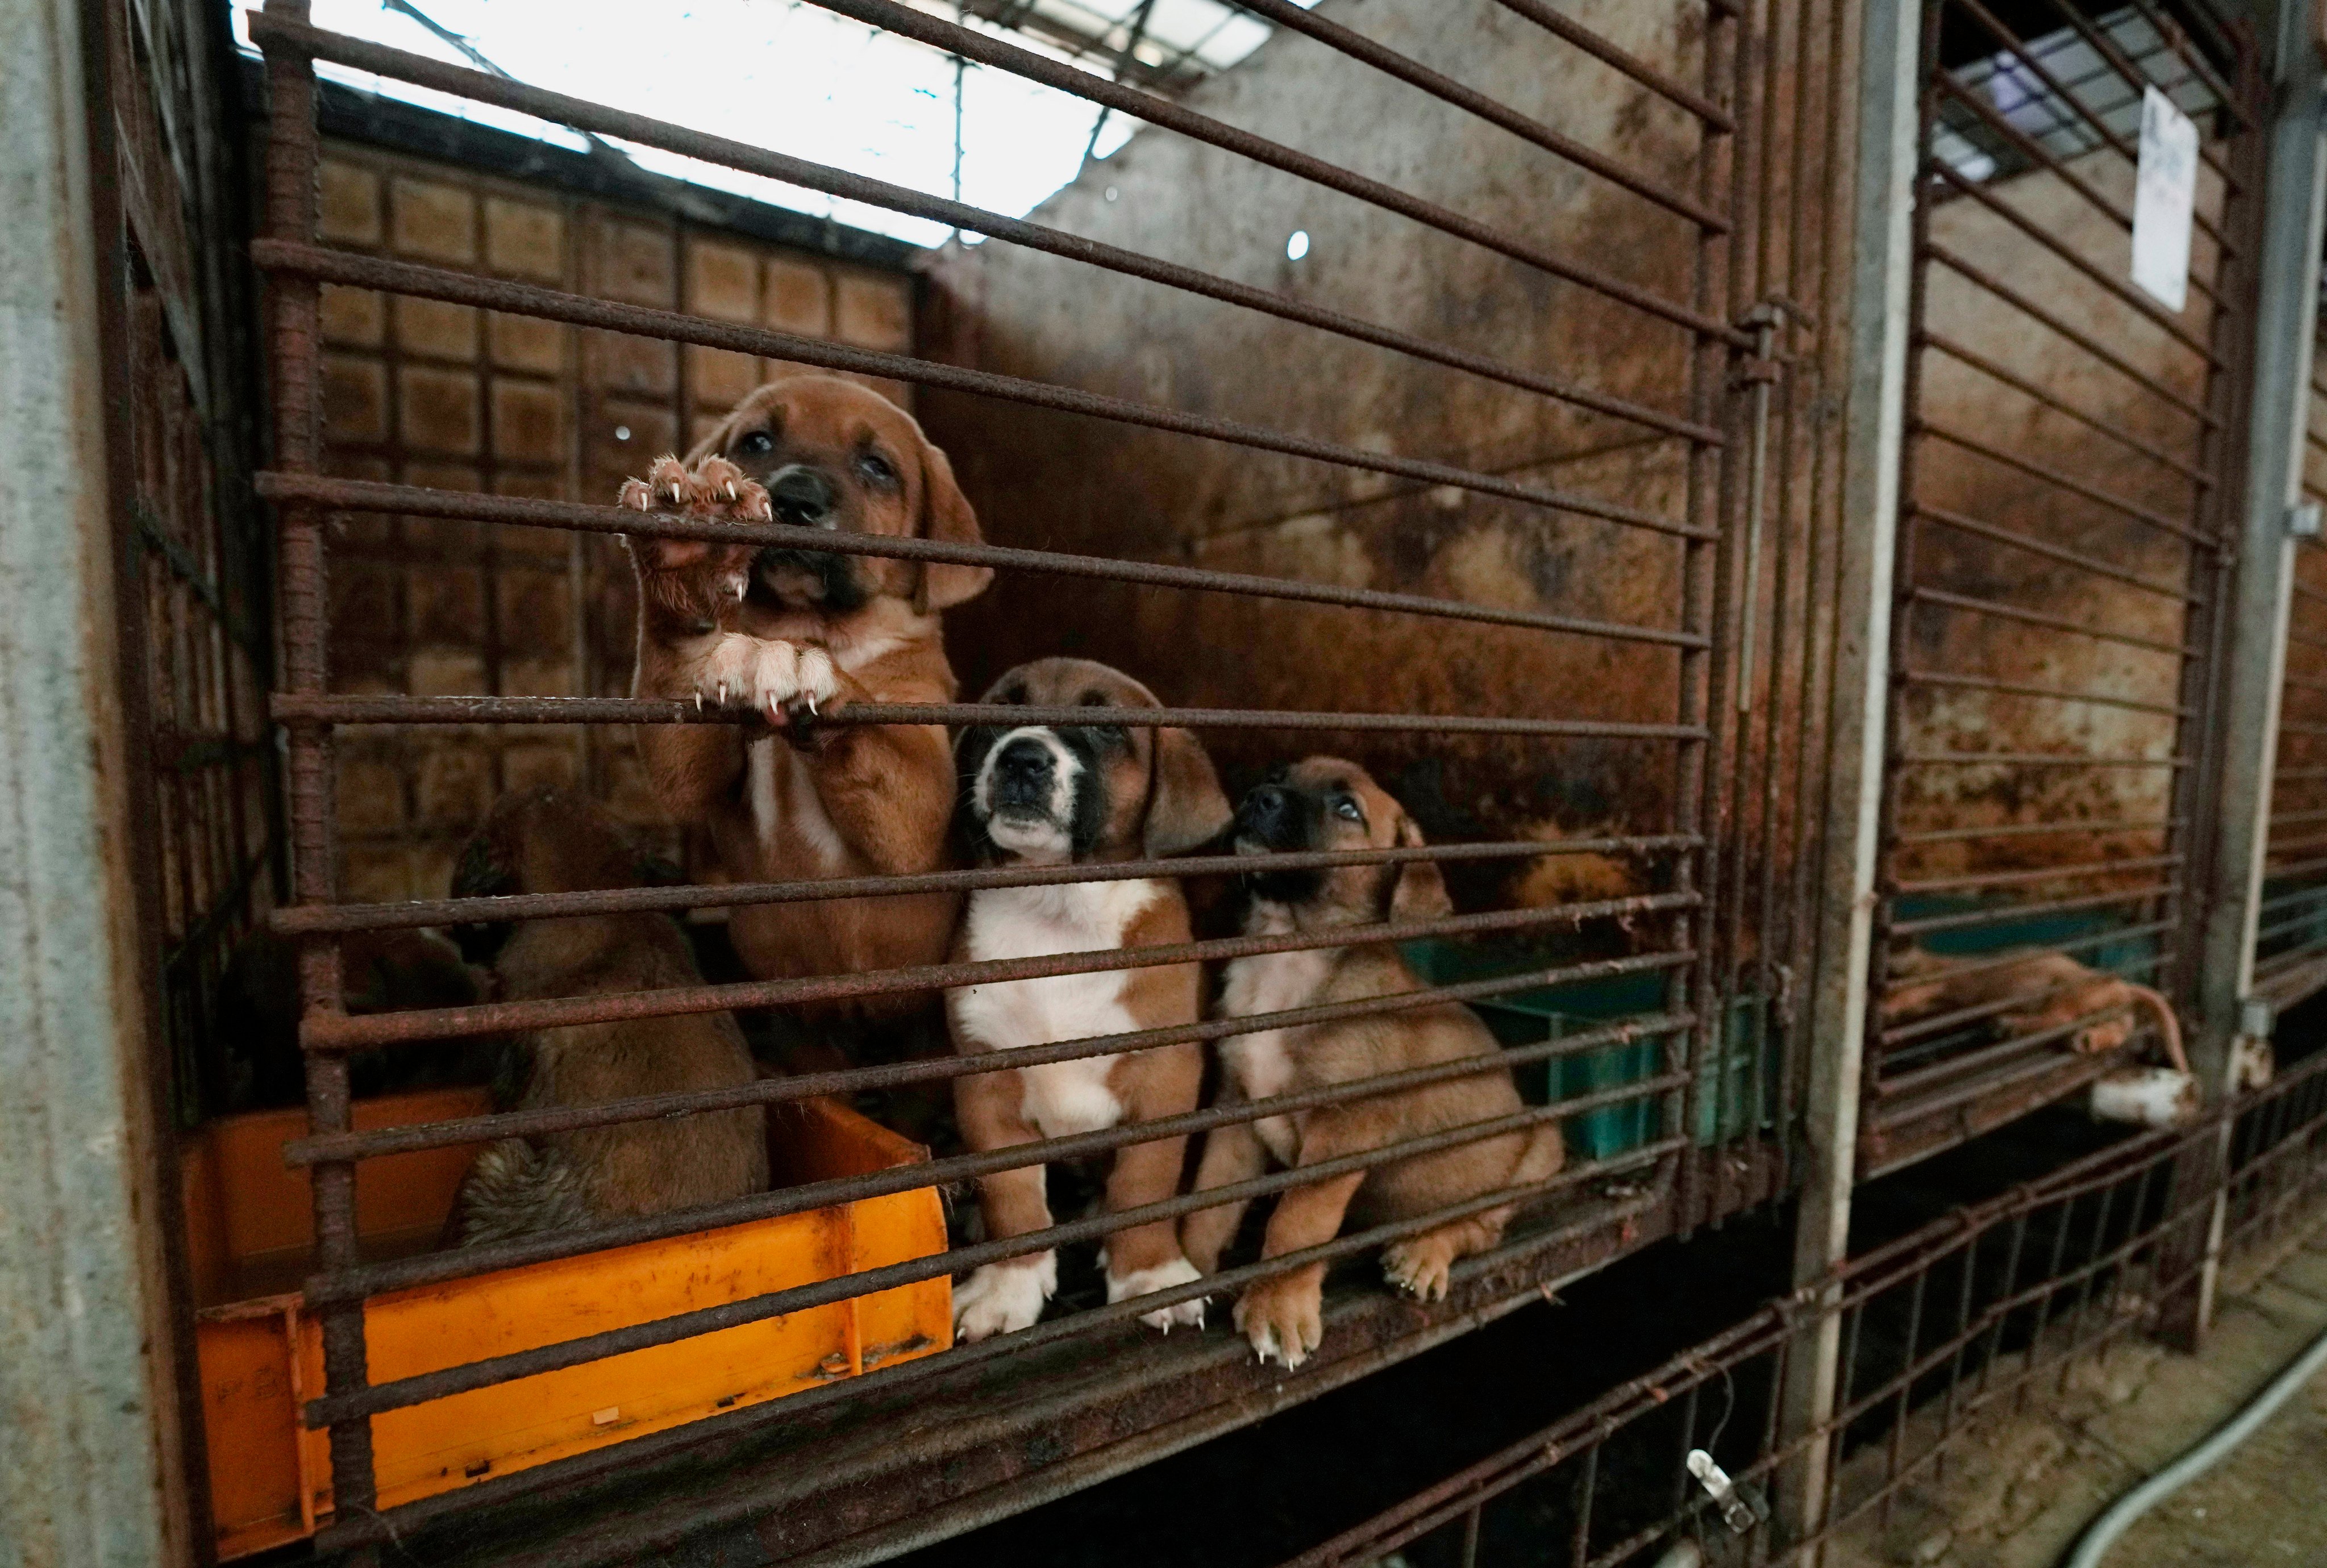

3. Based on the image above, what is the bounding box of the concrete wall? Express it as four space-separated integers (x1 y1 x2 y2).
921 0 1731 912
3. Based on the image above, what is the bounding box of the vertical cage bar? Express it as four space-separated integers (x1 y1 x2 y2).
2166 10 2327 1349
1774 0 1921 1540
259 0 377 1541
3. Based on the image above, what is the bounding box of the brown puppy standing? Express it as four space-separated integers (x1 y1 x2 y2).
945 660 1232 1340
619 374 990 1012
445 787 767 1246
1182 758 1563 1370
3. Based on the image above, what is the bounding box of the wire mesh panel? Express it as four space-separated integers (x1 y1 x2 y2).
1864 0 2263 1177
240 0 1862 1559
1267 1044 2327 1568
2253 348 2327 1007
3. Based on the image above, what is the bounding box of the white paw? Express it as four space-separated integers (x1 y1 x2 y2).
1380 1241 1452 1302
1249 1319 1304 1370
952 1252 1057 1342
1106 1254 1206 1333
689 636 838 718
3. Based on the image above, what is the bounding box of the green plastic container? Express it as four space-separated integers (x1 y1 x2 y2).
1400 942 1776 1158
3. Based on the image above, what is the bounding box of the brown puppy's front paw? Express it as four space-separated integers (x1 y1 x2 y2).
619 455 771 620
1380 1236 1456 1302
1234 1267 1325 1370
689 636 839 723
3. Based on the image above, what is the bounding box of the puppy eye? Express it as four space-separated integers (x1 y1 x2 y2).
856 452 896 484
1333 798 1364 822
734 431 773 456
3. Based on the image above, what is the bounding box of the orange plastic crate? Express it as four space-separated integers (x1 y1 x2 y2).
187 1089 951 1560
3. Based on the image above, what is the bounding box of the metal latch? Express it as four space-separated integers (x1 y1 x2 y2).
1687 1449 1767 1534
2290 502 2322 540
2242 995 2275 1039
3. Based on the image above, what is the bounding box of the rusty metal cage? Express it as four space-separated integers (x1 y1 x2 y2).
1862 0 2264 1177
2253 342 2327 1010
229 0 1880 1558
1268 1041 2327 1568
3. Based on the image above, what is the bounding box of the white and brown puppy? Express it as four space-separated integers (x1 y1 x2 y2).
619 374 989 1017
445 787 768 1246
1183 758 1564 1371
944 659 1233 1341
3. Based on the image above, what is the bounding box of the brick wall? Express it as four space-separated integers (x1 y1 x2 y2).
313 142 915 902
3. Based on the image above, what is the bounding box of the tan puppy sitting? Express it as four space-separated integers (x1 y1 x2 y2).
1183 758 1564 1370
620 374 990 1016
945 660 1233 1340
445 787 768 1246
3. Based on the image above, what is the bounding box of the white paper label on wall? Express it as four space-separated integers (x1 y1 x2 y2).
2131 85 2197 312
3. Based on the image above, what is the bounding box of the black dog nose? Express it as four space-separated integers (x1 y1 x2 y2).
997 741 1051 781
1239 785 1293 835
768 466 835 526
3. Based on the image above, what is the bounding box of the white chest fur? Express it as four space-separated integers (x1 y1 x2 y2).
951 881 1160 1140
1218 927 1337 1164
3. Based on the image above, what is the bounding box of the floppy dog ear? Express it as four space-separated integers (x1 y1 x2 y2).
913 440 992 612
1389 814 1452 921
1143 728 1232 858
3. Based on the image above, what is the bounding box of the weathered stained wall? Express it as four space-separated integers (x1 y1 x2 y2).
1892 141 2229 889
921 0 1725 908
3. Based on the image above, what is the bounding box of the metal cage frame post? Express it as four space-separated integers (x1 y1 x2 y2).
2168 2 2327 1349
1771 0 1919 1543
0 0 195 1560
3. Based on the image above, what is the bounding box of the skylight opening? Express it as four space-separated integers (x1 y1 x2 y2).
230 0 1316 248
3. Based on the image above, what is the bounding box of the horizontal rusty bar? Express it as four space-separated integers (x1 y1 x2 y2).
1875 919 2174 1004
1909 587 2200 658
717 1 1746 342
1918 330 2211 488
260 469 1710 641
1924 241 2218 426
1872 1004 2143 1104
1924 160 2222 366
272 834 1698 935
302 1008 1692 1308
249 247 1709 540
238 20 1715 446
1234 0 1726 228
301 891 1701 1050
2266 849 2327 883
1913 416 2212 544
1899 667 2190 718
284 954 1694 1167
303 1094 1683 1425
1892 852 2182 898
269 692 1702 742
1880 950 2172 1049
1891 816 2182 847
2255 881 2327 915
1488 0 1731 127
1895 750 2191 769
1934 74 2237 282
1910 502 2205 603
2125 0 2246 131
1888 885 2176 939
312 1152 1680 1556
1867 1042 2122 1142
2031 0 2247 172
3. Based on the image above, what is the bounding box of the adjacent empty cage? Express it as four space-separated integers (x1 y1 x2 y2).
233 0 1863 1561
1863 0 2262 1177
2253 332 2327 1012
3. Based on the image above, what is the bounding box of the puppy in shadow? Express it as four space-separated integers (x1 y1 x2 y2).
445 786 767 1246
1183 757 1563 1370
